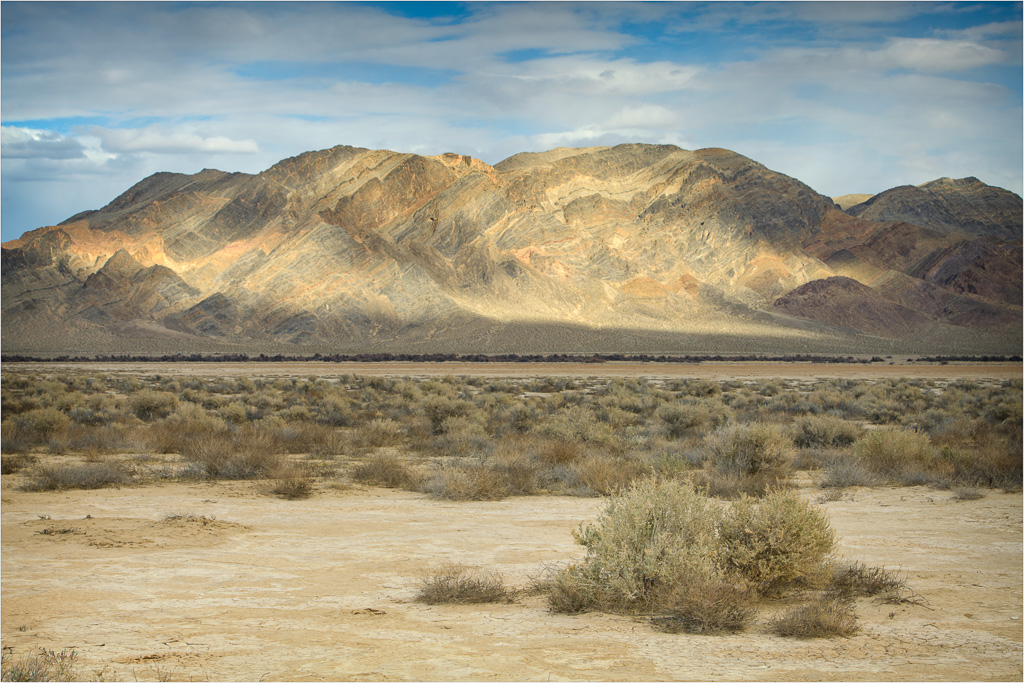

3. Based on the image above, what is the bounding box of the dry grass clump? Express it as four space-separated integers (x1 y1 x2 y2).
828 561 906 598
539 439 583 465
420 461 517 501
267 471 315 499
950 486 986 500
651 571 755 634
656 402 730 440
548 479 836 634
355 418 404 448
1 648 80 682
853 427 935 484
568 452 650 496
792 415 862 449
422 396 475 435
22 460 133 492
128 389 179 421
817 451 877 489
1 453 38 475
770 593 859 638
179 431 289 480
415 562 518 604
350 453 422 489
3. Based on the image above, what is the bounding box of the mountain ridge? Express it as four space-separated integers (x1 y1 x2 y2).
3 143 1020 355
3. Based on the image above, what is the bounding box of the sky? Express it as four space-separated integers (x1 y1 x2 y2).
2 1 1021 242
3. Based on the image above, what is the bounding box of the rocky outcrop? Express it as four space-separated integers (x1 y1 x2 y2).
846 177 1022 240
772 277 930 337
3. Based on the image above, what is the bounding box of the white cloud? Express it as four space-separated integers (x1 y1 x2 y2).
606 105 682 130
1 126 84 159
873 38 1007 72
91 128 260 155
1 1 1020 241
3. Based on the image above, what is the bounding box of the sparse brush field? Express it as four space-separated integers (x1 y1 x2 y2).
1 364 1021 681
2 368 1021 498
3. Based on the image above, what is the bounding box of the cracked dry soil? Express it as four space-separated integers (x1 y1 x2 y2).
2 480 1021 681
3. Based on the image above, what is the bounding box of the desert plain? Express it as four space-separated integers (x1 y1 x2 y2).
1 362 1021 681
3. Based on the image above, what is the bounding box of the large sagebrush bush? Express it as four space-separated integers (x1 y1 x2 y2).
549 478 838 634
719 489 836 596
550 478 725 615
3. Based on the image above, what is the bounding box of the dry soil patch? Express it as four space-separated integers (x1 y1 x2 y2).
2 481 1021 681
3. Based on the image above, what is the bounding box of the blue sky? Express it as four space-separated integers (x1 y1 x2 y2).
2 1 1021 242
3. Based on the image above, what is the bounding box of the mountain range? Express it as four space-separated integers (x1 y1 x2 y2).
2 143 1020 356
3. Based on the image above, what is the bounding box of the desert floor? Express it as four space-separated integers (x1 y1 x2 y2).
5 360 1022 381
2 476 1021 682
2 362 1021 681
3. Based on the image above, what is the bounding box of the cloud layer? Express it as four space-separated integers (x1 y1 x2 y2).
2 1 1020 241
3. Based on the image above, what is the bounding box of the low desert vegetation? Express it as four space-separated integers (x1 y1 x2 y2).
545 477 889 636
416 562 518 604
1 647 80 682
0 370 1019 500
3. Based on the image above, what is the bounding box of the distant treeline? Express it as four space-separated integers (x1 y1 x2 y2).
913 355 1022 364
2 352 1020 364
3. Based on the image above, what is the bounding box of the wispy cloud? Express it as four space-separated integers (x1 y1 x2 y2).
1 1 1020 241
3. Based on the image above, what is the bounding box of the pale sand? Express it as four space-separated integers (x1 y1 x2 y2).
2 480 1020 681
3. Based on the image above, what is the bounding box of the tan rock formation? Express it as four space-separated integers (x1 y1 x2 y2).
2 144 1020 355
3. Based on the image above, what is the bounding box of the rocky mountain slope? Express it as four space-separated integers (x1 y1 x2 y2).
2 144 1020 355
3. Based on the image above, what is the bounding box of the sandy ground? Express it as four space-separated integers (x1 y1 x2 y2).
3 361 1022 381
2 478 1021 682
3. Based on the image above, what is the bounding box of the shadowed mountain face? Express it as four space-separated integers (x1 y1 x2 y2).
2 144 1020 355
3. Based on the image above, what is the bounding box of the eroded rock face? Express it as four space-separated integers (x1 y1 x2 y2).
2 144 1020 354
846 177 1022 240
772 276 931 337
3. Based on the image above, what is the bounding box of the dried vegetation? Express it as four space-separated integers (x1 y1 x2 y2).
1 371 1019 501
2 367 1014 642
